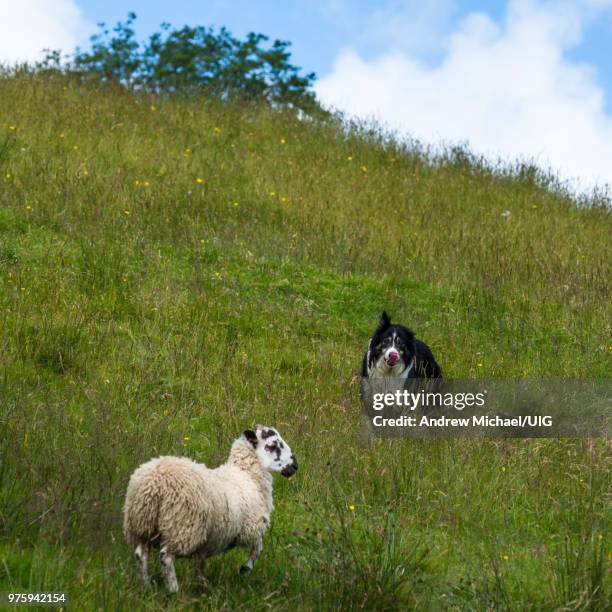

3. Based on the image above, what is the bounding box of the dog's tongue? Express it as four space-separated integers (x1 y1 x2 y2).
386 352 399 365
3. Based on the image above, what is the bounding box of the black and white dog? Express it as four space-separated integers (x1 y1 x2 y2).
362 311 442 381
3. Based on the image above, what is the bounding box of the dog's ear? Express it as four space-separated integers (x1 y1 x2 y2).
377 311 391 331
243 430 258 448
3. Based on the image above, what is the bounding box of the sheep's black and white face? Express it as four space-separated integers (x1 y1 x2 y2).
243 425 298 478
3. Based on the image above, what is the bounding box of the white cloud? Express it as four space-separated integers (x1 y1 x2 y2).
0 0 92 64
362 0 457 56
315 0 612 194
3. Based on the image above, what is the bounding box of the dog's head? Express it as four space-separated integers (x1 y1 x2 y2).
367 311 416 376
243 425 298 478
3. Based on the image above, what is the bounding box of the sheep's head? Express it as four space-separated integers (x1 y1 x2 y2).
243 425 298 478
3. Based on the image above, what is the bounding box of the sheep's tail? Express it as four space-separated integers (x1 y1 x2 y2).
123 469 161 548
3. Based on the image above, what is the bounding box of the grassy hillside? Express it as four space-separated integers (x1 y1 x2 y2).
0 71 610 610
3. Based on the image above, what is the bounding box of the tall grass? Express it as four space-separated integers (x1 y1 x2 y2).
0 70 610 610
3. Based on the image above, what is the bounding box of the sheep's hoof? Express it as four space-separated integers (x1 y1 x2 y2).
240 565 252 575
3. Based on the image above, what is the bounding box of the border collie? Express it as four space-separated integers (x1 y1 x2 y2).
362 311 442 381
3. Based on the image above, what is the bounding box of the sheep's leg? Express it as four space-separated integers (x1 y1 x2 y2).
240 538 263 574
134 541 149 586
192 553 207 584
160 546 178 593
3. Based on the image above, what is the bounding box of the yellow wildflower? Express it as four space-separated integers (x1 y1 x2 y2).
196 177 204 184
348 504 355 512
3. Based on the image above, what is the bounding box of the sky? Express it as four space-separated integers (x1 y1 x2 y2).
2 0 612 194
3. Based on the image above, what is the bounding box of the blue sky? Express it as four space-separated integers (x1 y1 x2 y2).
76 0 611 108
2 1 612 192
73 1 508 76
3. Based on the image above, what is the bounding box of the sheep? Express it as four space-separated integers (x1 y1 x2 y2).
123 425 298 592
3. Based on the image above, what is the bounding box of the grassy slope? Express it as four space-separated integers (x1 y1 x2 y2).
0 72 610 610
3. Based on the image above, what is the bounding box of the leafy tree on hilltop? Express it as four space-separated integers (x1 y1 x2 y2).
48 13 318 113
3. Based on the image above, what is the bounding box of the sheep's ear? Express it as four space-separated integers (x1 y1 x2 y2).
243 430 258 448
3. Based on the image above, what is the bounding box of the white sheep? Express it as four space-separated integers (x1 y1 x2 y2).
123 425 298 592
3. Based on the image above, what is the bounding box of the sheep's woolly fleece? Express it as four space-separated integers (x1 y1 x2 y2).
123 438 273 557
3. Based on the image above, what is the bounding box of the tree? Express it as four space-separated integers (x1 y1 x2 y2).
66 13 318 113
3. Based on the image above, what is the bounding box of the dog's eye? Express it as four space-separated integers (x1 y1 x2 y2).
396 338 404 347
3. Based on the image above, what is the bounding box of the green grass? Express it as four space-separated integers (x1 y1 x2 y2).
0 70 610 610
